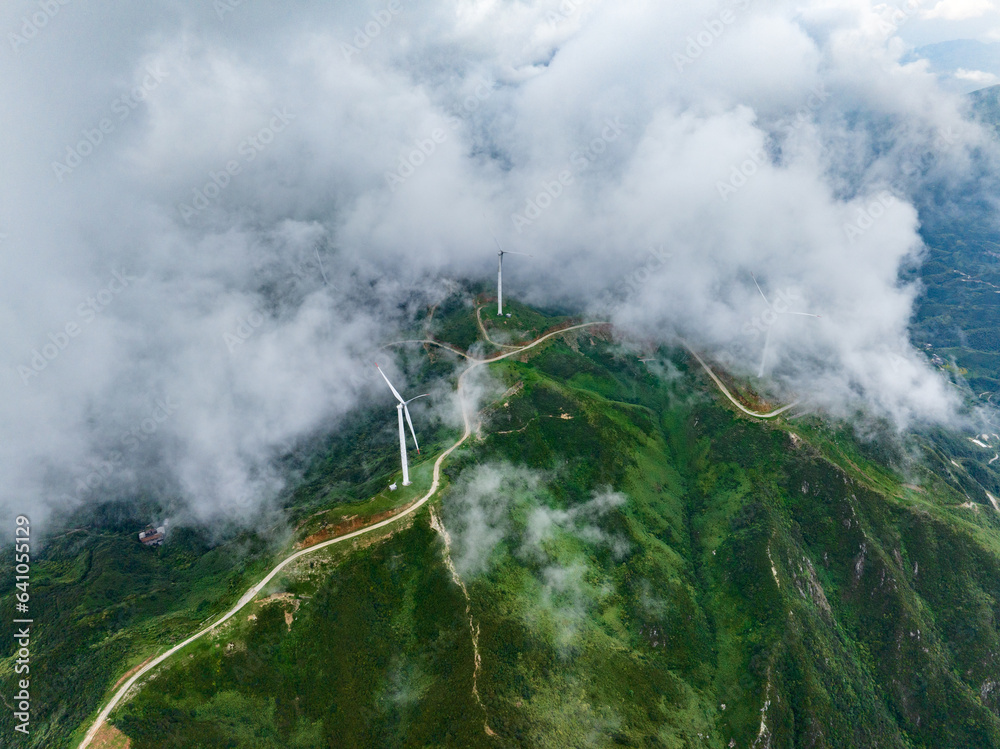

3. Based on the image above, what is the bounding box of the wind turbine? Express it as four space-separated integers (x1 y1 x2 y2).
751 273 820 378
375 364 428 487
488 228 531 316
315 248 330 286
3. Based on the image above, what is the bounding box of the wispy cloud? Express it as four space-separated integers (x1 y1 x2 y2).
1 0 997 533
922 0 997 20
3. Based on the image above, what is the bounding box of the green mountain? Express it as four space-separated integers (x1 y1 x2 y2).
7 296 1000 749
909 87 1000 398
971 84 1000 133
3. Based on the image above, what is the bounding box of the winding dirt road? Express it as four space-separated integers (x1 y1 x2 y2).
78 323 798 747
475 305 522 349
682 343 800 419
78 320 606 749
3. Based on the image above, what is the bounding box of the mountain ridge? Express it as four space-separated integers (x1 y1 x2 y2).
6 298 996 748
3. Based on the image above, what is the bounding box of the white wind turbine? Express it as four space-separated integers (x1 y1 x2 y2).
376 364 428 487
751 273 820 378
489 228 531 316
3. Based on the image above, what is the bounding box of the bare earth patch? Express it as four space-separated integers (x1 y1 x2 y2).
297 504 417 549
90 723 131 749
112 656 155 691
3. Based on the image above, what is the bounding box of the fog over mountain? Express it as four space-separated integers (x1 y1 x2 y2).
2 0 998 533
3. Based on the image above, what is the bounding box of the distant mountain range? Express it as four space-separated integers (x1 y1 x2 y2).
971 83 1000 128
18 297 1000 748
908 84 1000 398
905 39 1000 93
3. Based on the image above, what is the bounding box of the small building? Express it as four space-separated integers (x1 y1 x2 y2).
138 525 166 547
389 483 398 492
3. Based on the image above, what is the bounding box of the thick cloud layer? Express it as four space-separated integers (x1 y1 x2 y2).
1 0 996 532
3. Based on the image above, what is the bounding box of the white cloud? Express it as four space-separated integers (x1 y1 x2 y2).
954 67 1000 83
922 0 997 20
2 0 997 534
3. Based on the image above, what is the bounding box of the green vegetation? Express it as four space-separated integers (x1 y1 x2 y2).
115 520 485 748
910 93 1000 401
429 291 482 352
911 215 1000 398
0 309 469 749
477 298 576 348
0 510 275 747
972 84 1000 135
4 295 1000 747
454 337 1000 747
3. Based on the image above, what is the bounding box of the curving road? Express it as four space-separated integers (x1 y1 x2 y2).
681 342 800 419
475 305 522 350
79 323 796 747
381 339 471 359
78 320 606 749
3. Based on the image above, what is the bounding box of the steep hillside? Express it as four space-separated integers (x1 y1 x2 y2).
909 87 1000 399
78 302 1000 749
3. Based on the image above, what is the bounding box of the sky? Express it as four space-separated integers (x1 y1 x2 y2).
1 0 998 535
898 0 1000 45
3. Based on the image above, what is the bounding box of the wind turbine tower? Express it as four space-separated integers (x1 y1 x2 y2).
489 228 531 316
376 364 428 486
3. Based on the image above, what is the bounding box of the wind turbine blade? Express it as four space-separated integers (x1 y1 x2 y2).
751 272 771 308
487 225 504 254
783 311 821 318
503 250 533 257
758 326 772 378
405 394 429 405
315 249 330 286
375 364 405 404
403 404 420 453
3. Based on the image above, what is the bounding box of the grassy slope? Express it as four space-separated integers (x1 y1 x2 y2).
0 516 276 747
114 519 485 749
0 330 463 749
468 338 1000 748
99 304 1000 748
